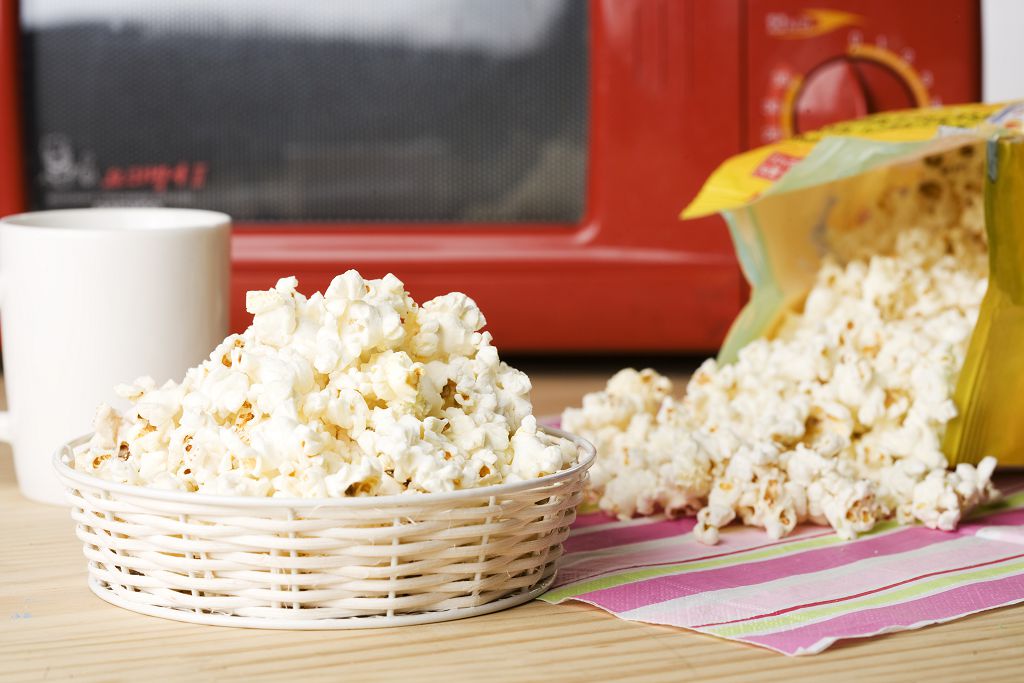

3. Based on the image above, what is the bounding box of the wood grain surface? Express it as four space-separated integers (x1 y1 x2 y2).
2 366 1023 682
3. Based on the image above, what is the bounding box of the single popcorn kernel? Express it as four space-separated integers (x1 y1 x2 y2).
918 181 942 199
75 271 578 497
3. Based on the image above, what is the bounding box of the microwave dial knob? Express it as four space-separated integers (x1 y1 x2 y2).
793 56 918 133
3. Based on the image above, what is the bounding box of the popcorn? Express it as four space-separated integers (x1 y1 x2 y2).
75 271 576 497
563 148 1000 543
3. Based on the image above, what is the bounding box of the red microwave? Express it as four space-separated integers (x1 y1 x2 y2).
0 0 979 351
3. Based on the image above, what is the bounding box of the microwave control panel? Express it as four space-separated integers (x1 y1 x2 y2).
747 0 980 144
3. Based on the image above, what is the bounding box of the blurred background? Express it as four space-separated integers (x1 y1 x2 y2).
1 0 1021 368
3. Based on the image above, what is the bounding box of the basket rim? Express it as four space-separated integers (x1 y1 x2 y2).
53 425 595 508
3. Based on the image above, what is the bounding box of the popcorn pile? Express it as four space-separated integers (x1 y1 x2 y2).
75 272 577 497
563 146 999 543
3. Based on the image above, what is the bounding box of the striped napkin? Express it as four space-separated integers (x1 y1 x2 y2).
541 475 1024 655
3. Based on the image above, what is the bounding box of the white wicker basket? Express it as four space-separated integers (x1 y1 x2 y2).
53 426 594 629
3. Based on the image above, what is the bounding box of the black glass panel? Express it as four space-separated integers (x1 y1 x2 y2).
20 0 588 223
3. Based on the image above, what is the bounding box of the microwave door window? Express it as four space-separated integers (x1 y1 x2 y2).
19 0 589 223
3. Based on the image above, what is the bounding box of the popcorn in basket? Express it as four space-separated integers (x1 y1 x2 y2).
55 271 594 628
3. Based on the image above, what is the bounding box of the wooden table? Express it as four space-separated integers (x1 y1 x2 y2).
2 366 1023 682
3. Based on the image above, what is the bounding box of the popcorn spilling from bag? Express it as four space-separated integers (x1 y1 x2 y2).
75 272 577 496
563 147 999 543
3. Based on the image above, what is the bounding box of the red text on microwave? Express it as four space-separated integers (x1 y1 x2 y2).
101 161 210 192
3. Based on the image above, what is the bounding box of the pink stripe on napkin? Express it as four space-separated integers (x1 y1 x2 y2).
746 569 1024 655
564 517 696 554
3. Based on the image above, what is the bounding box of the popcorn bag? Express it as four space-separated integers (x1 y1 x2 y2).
684 102 1024 468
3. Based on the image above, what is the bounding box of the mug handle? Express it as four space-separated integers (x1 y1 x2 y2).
0 253 7 442
0 253 6 440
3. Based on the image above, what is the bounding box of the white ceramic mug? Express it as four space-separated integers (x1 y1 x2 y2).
0 208 230 504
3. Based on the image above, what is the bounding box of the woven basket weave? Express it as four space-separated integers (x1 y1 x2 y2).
54 426 594 629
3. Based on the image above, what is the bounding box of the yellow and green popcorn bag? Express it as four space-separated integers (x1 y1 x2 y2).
683 102 1024 467
947 132 1024 466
